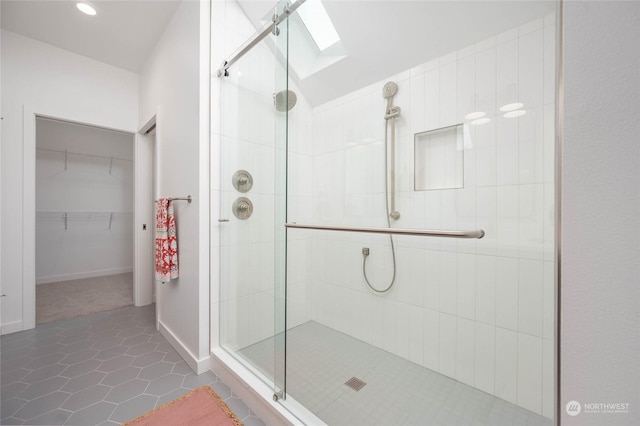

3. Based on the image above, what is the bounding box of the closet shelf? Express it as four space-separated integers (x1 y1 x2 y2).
36 211 133 219
37 147 133 174
36 212 133 230
36 148 133 163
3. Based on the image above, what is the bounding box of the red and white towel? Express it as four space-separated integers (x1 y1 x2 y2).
155 198 179 282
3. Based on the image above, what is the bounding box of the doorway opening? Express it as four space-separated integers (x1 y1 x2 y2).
35 116 135 324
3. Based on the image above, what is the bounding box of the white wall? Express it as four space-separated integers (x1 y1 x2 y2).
302 15 556 417
35 118 134 284
561 2 640 425
138 0 210 372
0 29 138 334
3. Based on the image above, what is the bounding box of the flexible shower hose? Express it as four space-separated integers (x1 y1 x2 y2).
362 117 397 294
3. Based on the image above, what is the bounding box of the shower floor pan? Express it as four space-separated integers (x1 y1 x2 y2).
240 321 551 426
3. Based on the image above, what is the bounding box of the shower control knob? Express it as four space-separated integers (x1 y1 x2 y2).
232 170 253 193
232 197 253 220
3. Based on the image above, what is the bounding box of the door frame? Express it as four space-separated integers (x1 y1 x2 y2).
22 106 152 331
135 113 158 316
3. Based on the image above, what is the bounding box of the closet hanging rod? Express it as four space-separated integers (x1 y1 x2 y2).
36 147 133 162
155 196 192 204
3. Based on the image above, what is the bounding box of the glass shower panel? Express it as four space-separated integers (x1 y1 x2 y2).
217 4 280 392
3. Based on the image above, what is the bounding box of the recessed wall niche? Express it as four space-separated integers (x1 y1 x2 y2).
414 124 464 191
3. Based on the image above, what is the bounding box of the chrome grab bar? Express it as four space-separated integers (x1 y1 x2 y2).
285 223 484 239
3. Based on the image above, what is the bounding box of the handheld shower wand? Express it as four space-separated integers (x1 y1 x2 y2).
382 81 400 220
362 81 402 295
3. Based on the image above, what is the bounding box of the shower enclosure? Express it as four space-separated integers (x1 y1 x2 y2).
213 0 558 424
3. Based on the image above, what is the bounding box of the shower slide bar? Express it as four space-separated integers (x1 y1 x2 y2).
216 0 307 77
285 223 485 239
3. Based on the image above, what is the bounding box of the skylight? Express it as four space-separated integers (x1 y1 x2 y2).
292 0 340 51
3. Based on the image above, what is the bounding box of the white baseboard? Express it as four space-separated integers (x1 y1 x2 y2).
36 267 133 285
1 320 24 335
159 320 210 375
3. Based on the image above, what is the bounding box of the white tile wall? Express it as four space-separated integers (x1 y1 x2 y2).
456 317 476 386
213 2 556 420
439 313 457 378
495 327 518 404
300 15 556 418
474 322 496 394
518 333 543 413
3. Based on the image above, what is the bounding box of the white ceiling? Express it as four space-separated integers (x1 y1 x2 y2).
1 0 181 73
238 0 555 106
1 0 555 104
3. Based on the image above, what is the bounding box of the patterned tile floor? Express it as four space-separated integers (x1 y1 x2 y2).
0 304 264 426
241 321 553 426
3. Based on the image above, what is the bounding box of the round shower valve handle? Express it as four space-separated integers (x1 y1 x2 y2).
232 170 253 193
232 197 253 220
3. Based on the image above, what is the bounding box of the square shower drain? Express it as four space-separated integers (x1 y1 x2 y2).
345 376 366 391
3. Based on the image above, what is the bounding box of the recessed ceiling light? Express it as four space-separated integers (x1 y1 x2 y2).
465 111 486 120
76 2 97 16
500 102 524 112
470 118 491 126
504 110 527 118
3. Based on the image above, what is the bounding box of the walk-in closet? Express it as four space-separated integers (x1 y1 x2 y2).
35 117 135 324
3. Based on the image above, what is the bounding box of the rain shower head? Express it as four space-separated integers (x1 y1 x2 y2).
274 90 297 112
382 81 398 99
